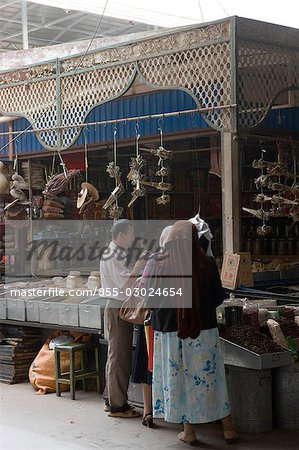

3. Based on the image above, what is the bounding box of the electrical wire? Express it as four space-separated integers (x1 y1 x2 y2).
0 0 110 155
197 0 205 22
216 0 230 17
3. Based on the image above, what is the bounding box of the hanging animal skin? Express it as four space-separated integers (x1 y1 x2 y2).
252 159 281 169
140 181 172 191
108 204 124 220
128 177 146 208
156 193 170 205
127 154 147 208
254 194 272 203
155 166 171 177
254 175 270 189
269 182 299 197
271 195 298 206
151 147 173 166
127 156 146 182
43 169 80 199
269 206 288 217
103 184 125 210
256 225 273 236
106 162 122 185
103 162 125 210
267 165 299 179
242 207 271 221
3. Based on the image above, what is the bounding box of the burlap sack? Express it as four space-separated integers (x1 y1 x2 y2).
29 330 91 395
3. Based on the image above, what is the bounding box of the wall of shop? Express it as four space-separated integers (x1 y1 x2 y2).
0 122 9 159
13 89 209 156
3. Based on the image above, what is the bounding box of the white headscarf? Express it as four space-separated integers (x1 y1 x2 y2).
159 225 173 248
189 213 213 256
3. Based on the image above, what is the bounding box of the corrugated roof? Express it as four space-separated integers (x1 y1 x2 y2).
12 89 208 155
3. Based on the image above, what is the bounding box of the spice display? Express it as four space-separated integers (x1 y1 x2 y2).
242 304 259 330
280 307 295 321
276 317 299 338
221 325 284 354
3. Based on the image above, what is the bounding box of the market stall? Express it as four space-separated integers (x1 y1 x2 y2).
0 16 298 431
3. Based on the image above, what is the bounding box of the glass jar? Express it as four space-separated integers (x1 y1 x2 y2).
224 306 243 327
216 305 226 325
66 271 83 289
87 271 101 290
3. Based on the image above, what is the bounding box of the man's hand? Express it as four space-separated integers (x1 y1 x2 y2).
131 250 150 276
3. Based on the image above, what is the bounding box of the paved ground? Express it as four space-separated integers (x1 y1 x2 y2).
0 382 298 450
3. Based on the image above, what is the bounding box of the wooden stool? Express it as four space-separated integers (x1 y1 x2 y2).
55 342 100 400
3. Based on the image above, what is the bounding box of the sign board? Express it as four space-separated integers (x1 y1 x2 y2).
237 252 253 287
221 252 253 289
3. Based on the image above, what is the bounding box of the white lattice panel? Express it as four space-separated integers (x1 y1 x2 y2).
0 79 58 147
138 42 232 130
238 41 299 128
60 63 135 146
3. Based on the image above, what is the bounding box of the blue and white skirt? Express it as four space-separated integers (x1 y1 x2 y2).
153 328 231 424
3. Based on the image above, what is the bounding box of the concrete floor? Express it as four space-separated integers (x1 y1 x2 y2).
0 383 298 450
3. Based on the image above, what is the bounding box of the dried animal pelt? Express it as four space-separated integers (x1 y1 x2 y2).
42 170 80 199
252 159 280 170
242 207 270 221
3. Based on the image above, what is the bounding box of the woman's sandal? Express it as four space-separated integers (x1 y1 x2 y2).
142 413 154 428
223 430 239 444
178 431 197 446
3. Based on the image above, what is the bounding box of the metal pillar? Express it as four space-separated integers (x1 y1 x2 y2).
22 0 29 50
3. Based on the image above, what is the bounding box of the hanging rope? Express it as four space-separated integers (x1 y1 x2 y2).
58 151 67 178
135 122 140 158
84 128 88 183
113 127 118 170
50 151 57 178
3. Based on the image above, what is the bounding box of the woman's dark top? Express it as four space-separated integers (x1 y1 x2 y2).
152 257 225 333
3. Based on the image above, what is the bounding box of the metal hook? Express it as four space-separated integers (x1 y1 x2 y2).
113 126 118 167
13 153 18 172
158 117 164 148
158 117 163 132
135 123 141 157
135 121 140 136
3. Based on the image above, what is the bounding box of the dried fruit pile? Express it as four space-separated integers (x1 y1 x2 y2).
221 325 284 354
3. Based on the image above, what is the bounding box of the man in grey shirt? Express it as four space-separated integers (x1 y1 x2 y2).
100 219 147 417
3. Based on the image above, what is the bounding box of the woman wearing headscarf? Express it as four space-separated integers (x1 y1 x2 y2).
151 220 238 445
131 225 173 428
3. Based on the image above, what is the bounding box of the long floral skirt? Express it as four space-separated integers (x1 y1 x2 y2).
152 328 231 424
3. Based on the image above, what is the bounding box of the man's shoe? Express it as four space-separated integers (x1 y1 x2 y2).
108 407 141 418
